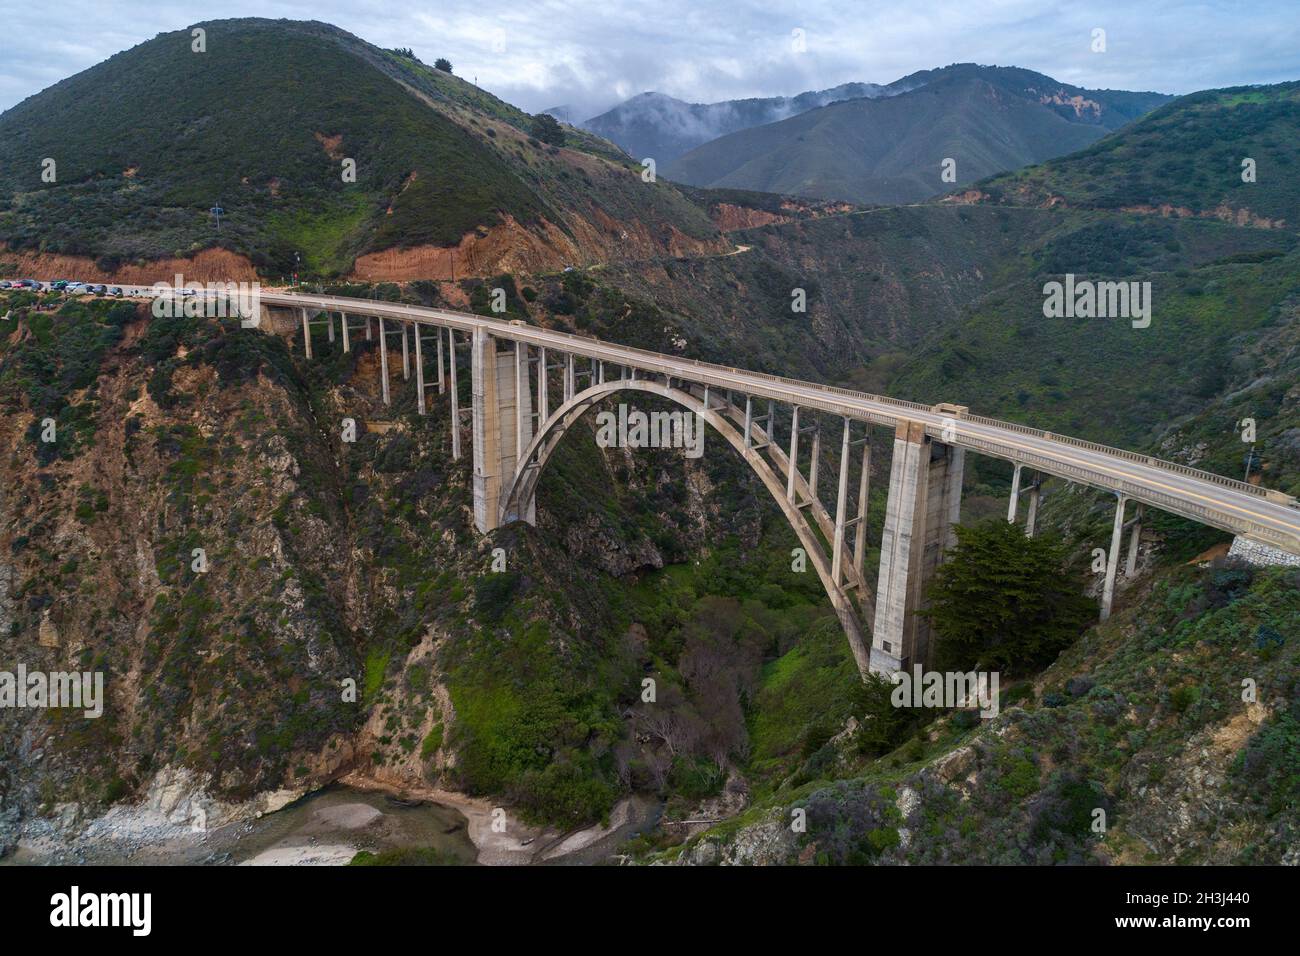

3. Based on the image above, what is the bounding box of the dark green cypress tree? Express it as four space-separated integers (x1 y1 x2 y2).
923 519 1096 675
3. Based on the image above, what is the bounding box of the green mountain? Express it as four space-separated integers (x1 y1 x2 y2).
977 81 1300 227
0 18 721 277
665 65 1170 204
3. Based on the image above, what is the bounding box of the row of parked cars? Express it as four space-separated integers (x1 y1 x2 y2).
0 279 127 296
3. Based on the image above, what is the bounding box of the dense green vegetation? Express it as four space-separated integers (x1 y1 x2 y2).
665 561 1298 865
0 293 131 463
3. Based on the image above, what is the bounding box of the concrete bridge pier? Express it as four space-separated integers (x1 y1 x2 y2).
377 317 391 405
448 329 461 460
472 331 534 533
1008 463 1023 522
1008 464 1044 536
1024 476 1042 536
870 420 965 672
414 324 443 415
1100 494 1130 621
1125 502 1143 578
400 322 410 380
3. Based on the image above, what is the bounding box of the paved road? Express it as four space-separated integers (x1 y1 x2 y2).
43 282 1300 554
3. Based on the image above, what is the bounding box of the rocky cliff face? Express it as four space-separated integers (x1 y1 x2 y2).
0 289 778 851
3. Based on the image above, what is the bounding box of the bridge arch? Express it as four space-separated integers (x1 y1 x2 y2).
498 379 872 674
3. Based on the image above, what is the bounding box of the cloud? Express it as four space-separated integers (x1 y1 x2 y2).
1 0 1297 117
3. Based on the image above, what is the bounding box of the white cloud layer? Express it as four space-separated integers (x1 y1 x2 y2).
1 0 1297 118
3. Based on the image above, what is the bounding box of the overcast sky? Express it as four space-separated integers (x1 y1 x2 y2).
1 1 1297 119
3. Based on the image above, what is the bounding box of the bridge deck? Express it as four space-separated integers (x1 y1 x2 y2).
134 287 1300 555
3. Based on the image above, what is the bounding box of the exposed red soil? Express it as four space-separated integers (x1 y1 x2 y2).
0 245 260 283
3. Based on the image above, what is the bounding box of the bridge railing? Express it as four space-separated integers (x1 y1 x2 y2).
956 433 1299 551
962 413 1276 500
657 352 1286 503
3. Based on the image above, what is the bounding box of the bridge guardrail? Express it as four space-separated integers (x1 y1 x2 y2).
963 413 1276 500
957 432 1299 551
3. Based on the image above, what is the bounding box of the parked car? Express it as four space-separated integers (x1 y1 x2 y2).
108 286 124 297
0 281 11 289
51 280 69 290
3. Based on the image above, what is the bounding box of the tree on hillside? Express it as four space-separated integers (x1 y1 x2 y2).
530 113 566 147
434 57 453 73
852 673 928 757
923 519 1096 676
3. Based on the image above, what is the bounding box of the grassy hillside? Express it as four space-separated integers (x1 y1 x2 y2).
0 20 551 273
0 19 722 278
889 216 1299 472
978 81 1300 226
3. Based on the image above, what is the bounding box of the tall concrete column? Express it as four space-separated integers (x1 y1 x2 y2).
436 325 445 394
853 437 870 582
341 312 351 353
301 308 312 359
1007 463 1022 522
401 323 410 381
1125 502 1143 578
786 406 800 502
831 418 851 584
414 327 426 415
471 329 504 533
1025 479 1041 537
808 424 821 501
1100 494 1128 621
378 316 390 406
537 347 549 423
514 342 531 464
474 332 535 531
448 329 460 460
871 421 965 672
327 311 335 343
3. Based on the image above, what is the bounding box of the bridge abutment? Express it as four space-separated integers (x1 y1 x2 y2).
870 421 964 672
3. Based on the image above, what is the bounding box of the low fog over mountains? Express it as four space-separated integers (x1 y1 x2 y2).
581 82 893 164
578 64 1171 203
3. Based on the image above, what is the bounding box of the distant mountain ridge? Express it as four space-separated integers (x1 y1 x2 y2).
582 82 892 164
582 64 1169 172
662 64 1172 204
